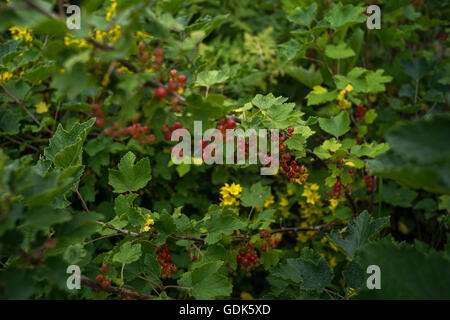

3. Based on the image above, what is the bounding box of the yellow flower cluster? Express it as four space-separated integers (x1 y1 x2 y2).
35 101 49 114
105 0 117 21
279 197 290 218
136 31 152 41
92 25 122 43
219 183 242 206
143 216 154 232
337 84 353 109
296 200 324 242
9 26 33 42
64 34 90 48
0 71 13 82
302 183 320 205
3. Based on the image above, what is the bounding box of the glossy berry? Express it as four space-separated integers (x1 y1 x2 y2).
101 279 111 289
101 264 110 274
153 48 164 57
155 87 167 99
95 118 105 128
172 122 182 130
168 82 178 92
104 127 113 137
170 69 178 77
178 74 187 84
95 274 105 284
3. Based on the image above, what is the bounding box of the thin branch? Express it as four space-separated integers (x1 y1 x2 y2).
80 275 153 300
84 233 123 245
268 221 339 235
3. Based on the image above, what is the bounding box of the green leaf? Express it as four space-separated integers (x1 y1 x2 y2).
260 249 284 270
318 111 351 138
306 87 338 106
354 239 450 299
325 3 366 30
365 69 393 93
285 64 323 88
252 93 287 110
179 261 232 299
368 113 450 194
204 208 243 244
377 181 417 208
287 248 333 292
350 142 389 158
44 118 95 168
113 242 142 264
287 3 318 27
241 182 271 207
328 211 389 258
195 70 229 87
325 41 355 59
108 151 151 193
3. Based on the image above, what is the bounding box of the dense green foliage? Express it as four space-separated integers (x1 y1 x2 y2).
0 0 449 300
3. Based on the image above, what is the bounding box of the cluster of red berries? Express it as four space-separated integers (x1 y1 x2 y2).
260 231 280 253
330 178 352 198
216 117 237 134
162 121 184 141
281 153 308 184
156 243 177 279
91 103 107 128
152 47 165 71
103 118 156 146
356 104 367 120
95 264 112 290
364 173 377 192
154 69 187 100
279 127 294 152
236 243 259 273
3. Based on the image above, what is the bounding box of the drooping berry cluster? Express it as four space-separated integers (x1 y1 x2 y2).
156 243 177 279
328 178 353 199
168 69 187 93
281 153 308 183
260 231 280 253
91 103 106 128
162 121 183 141
364 173 377 192
95 264 112 290
102 117 156 146
154 69 187 101
216 117 237 134
236 243 259 273
152 47 165 71
356 104 367 120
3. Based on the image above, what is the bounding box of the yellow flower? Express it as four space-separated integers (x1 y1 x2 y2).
105 0 117 21
178 87 184 95
337 84 353 110
264 195 275 208
302 183 320 205
64 34 90 48
136 31 152 40
0 71 13 82
344 84 354 92
35 101 49 114
279 197 289 207
143 216 154 232
328 198 340 212
9 26 33 42
219 183 242 206
108 25 121 42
